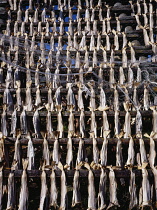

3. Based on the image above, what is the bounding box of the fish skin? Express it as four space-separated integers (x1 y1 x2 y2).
129 169 137 209
139 138 148 167
6 172 15 210
98 168 107 210
20 108 28 135
26 81 33 111
33 109 41 138
52 138 60 166
50 169 58 208
0 167 3 210
42 137 50 166
72 170 81 207
59 166 67 210
116 138 123 167
76 138 86 166
10 109 17 137
80 109 85 138
39 170 48 210
66 136 73 169
13 135 21 169
87 170 96 210
107 168 119 209
27 135 35 170
126 136 135 166
1 107 7 137
18 160 28 210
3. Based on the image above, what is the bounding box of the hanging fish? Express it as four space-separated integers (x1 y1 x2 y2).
150 106 157 138
125 136 135 167
144 132 156 168
98 168 107 210
116 132 123 167
128 66 134 89
77 83 84 111
18 159 28 210
67 83 75 109
50 167 58 208
10 108 17 137
0 133 4 163
113 85 119 111
33 107 43 138
91 132 99 165
76 138 86 166
6 171 15 210
1 105 7 137
119 66 125 85
122 47 127 68
45 104 54 138
68 105 75 137
0 167 3 210
89 107 97 138
72 164 82 207
136 106 142 138
27 134 35 170
129 168 137 209
25 80 33 111
39 165 48 210
65 134 73 169
114 110 120 136
140 168 152 208
100 131 110 166
89 85 96 110
107 168 119 209
16 81 22 111
139 137 148 168
42 135 50 166
109 67 115 88
58 162 67 210
12 133 21 169
20 106 28 135
80 109 85 138
56 105 64 138
123 102 131 138
3 81 13 111
54 86 62 106
52 134 60 166
143 83 150 111
84 163 96 210
112 29 119 50
152 167 157 208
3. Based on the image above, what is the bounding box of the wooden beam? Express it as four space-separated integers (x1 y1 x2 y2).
2 169 154 178
4 137 155 145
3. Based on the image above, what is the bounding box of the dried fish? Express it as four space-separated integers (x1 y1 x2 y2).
58 162 67 210
65 135 73 169
89 107 97 138
20 106 28 135
12 134 21 169
33 107 43 138
0 167 2 210
144 133 156 168
35 85 41 106
18 160 28 210
72 166 81 207
56 105 64 138
1 105 7 137
114 110 120 136
50 168 58 208
92 134 99 165
116 135 123 167
25 81 33 111
126 136 135 167
39 168 48 210
123 102 131 138
136 107 142 138
140 169 152 208
129 168 137 209
10 108 17 137
100 131 110 166
6 171 15 210
68 106 75 137
27 134 35 170
150 106 157 138
98 168 107 210
42 136 50 166
52 135 60 166
139 138 148 168
0 134 4 163
107 168 119 209
76 138 86 165
80 109 85 138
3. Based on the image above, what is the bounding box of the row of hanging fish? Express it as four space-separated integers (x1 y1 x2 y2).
1 160 157 210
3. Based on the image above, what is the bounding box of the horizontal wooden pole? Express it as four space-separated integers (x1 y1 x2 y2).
2 169 154 178
4 137 156 145
0 110 153 117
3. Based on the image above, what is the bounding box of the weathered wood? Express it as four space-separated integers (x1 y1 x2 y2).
2 169 154 178
0 110 153 117
4 137 155 145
